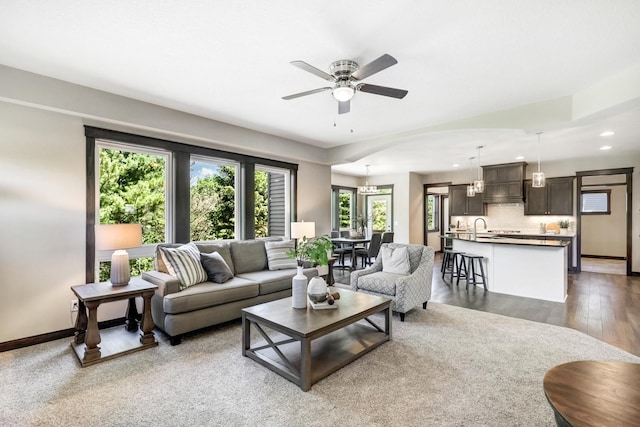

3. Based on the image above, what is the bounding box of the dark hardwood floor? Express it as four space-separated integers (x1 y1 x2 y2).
334 253 640 357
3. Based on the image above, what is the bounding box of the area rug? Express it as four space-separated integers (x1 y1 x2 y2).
1 303 638 426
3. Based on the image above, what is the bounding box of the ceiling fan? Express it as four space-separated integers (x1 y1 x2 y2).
282 54 408 114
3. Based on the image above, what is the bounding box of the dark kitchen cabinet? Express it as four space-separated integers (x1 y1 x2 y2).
449 184 486 216
524 177 574 215
482 162 527 203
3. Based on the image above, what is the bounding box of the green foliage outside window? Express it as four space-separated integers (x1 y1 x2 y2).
190 164 236 240
372 200 387 231
254 170 269 238
99 148 165 281
339 192 351 228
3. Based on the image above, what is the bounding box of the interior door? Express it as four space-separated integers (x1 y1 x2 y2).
367 194 392 234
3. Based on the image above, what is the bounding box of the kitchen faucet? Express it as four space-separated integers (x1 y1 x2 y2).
473 218 487 240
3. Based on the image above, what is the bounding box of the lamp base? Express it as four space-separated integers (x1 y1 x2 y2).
110 250 131 287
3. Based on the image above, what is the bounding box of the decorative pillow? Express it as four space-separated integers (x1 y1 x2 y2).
381 246 411 275
158 242 207 290
200 251 234 283
265 240 297 271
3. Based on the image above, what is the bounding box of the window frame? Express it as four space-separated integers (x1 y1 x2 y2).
255 164 291 238
85 126 298 283
331 185 357 231
581 189 611 215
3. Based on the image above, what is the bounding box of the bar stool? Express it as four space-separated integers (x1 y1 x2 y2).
442 248 465 284
459 253 487 290
440 246 453 274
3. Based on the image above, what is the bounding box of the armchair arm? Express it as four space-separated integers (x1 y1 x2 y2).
349 257 383 291
393 248 434 313
141 270 181 296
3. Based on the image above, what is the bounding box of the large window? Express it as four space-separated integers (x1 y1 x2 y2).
96 141 172 281
190 157 239 240
86 126 298 283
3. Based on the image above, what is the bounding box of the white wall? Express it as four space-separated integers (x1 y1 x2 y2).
0 103 87 342
297 161 332 236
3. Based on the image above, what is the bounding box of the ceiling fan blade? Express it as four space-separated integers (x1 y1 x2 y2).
351 54 398 80
338 100 350 115
282 87 331 100
290 60 336 82
357 83 408 99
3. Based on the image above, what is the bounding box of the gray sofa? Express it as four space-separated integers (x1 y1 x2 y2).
141 239 317 345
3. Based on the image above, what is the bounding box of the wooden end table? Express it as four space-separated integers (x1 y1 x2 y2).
543 360 640 426
242 289 391 391
70 276 158 367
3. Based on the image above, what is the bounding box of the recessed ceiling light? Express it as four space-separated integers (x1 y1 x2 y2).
600 131 615 137
452 163 460 167
600 145 612 150
515 155 525 160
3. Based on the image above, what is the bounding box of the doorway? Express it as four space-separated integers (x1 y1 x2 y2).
424 183 452 252
367 194 393 233
576 168 633 275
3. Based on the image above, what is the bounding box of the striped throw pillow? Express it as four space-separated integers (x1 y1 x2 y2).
265 240 297 271
158 242 207 289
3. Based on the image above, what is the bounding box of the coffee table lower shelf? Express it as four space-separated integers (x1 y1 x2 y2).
246 322 388 389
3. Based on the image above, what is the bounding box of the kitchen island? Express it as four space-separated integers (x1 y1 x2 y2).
446 234 569 302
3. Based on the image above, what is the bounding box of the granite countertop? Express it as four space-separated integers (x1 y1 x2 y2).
445 231 576 238
443 233 571 247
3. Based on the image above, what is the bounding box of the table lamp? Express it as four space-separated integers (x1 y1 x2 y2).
95 223 142 286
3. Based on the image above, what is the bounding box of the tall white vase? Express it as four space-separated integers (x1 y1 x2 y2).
292 266 308 309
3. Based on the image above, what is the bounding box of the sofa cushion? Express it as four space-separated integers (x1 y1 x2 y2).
230 240 268 274
265 240 297 270
237 267 316 295
200 251 234 283
356 271 400 296
162 277 259 314
158 243 208 290
195 241 235 274
381 245 410 275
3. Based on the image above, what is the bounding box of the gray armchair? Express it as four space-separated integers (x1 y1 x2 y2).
350 243 434 321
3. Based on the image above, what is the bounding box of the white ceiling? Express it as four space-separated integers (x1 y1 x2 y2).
1 1 640 177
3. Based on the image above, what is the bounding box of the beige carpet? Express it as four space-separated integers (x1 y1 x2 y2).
1 303 638 426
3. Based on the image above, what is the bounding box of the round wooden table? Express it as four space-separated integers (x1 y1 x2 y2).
543 360 640 426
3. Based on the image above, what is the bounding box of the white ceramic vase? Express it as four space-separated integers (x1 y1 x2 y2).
307 276 328 303
292 266 308 309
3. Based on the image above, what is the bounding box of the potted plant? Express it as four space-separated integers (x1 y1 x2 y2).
558 220 570 234
287 235 334 267
287 235 335 304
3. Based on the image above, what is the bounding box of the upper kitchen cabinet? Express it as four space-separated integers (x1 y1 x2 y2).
482 162 527 203
524 177 574 215
449 184 486 216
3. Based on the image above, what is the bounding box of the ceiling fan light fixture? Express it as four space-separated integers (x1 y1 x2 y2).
332 84 355 102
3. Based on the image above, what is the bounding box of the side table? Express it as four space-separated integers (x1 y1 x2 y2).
70 276 158 367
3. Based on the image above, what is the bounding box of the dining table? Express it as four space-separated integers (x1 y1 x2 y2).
331 237 371 270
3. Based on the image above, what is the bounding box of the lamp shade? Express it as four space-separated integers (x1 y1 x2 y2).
291 221 315 239
95 224 142 251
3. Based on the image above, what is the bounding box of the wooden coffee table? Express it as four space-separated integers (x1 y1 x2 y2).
242 289 391 391
543 360 640 426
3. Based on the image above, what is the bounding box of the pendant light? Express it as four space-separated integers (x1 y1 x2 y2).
467 157 476 197
532 132 546 188
474 145 485 193
358 165 377 195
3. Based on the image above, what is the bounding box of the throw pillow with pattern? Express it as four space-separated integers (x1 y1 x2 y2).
158 242 207 289
265 240 297 270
